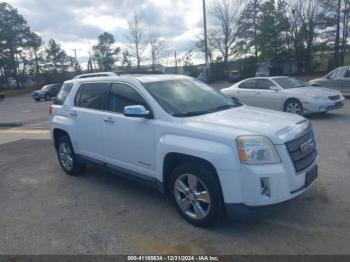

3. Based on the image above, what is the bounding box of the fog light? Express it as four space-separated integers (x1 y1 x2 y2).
260 178 271 198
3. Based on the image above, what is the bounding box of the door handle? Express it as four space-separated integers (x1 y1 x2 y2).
70 111 78 117
256 91 261 94
104 117 115 124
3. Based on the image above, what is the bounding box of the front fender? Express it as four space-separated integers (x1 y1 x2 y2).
156 134 239 182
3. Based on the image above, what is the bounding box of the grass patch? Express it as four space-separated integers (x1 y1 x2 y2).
1 87 37 97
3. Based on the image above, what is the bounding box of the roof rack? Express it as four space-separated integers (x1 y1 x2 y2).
73 72 118 79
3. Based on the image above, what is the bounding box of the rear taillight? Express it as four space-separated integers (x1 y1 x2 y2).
49 105 53 116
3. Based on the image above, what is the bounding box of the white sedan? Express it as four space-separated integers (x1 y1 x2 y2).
221 76 346 115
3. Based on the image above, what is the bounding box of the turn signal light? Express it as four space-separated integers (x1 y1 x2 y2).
49 105 53 116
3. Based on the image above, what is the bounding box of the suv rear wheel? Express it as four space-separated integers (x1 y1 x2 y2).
57 136 85 175
169 163 223 227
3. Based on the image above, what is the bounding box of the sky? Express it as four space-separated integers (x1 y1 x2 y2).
6 0 212 68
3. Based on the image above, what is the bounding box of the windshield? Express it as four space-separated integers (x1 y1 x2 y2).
41 86 49 91
274 77 307 89
143 79 237 117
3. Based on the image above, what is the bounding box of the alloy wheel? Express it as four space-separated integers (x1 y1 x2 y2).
286 101 302 115
58 142 74 171
174 173 211 220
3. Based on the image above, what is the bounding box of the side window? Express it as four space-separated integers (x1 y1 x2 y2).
344 68 350 78
77 83 109 110
54 83 73 105
107 83 149 114
257 79 275 90
239 80 257 89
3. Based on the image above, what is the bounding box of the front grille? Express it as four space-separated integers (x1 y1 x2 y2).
329 95 340 101
285 131 317 172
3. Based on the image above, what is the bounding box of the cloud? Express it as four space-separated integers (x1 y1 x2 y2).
6 0 208 66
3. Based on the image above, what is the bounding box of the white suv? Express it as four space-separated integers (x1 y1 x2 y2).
50 74 318 226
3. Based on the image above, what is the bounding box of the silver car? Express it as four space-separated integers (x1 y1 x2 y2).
309 66 350 96
221 76 346 115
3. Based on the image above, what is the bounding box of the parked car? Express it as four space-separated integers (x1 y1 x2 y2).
221 76 345 115
309 66 350 96
197 71 214 84
228 70 241 83
32 84 62 102
0 92 4 101
50 74 318 226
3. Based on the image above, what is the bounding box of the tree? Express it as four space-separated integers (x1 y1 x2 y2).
236 0 262 59
210 0 243 67
0 2 33 88
92 32 120 71
121 49 131 72
128 13 144 71
288 0 321 72
43 39 70 73
257 0 290 62
181 51 198 77
319 0 350 67
28 32 43 77
149 33 165 72
195 31 216 64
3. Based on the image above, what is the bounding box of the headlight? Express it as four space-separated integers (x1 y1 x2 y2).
309 95 328 100
236 136 280 164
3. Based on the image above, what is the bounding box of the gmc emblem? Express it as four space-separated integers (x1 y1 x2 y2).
300 138 314 153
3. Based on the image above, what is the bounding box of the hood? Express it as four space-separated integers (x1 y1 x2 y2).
284 86 339 96
309 78 324 83
183 106 309 144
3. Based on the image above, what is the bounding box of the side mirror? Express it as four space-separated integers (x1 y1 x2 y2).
269 86 281 91
124 105 152 119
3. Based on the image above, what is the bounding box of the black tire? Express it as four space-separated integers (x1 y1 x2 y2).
169 163 223 227
283 99 303 115
34 98 40 102
56 136 85 176
45 94 51 101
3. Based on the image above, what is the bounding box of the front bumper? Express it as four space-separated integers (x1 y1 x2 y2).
225 164 317 218
218 141 318 212
302 98 345 114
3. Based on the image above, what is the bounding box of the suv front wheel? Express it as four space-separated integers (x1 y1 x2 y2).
57 136 85 175
169 163 223 227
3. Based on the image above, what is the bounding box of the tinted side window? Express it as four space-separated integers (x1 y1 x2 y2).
54 83 73 105
257 79 274 90
239 80 257 89
107 83 148 114
77 83 109 110
344 68 350 78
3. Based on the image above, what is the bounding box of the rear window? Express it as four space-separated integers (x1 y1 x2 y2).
54 83 73 105
75 83 109 110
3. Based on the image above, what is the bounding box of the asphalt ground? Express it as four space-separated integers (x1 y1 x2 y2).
0 85 349 255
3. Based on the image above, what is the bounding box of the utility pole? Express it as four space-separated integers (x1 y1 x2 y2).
72 49 78 71
175 51 178 74
203 0 209 75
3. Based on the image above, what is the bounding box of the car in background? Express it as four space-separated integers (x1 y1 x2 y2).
0 92 4 101
221 76 345 115
32 84 62 102
197 71 214 84
228 70 241 83
309 66 350 96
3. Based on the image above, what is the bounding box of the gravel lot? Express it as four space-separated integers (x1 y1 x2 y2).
0 86 350 255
